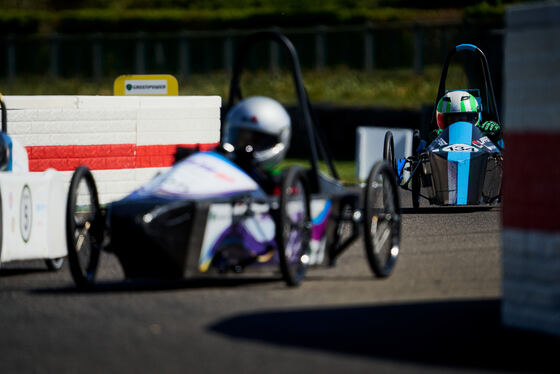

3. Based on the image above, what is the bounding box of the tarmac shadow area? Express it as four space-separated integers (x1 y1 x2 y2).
209 299 558 373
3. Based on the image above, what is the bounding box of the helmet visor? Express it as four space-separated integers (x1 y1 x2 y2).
224 127 280 153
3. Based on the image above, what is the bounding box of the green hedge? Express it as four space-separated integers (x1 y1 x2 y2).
0 10 48 33
0 6 505 35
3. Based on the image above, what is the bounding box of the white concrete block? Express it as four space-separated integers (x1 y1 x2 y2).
13 133 137 146
137 118 218 132
502 301 560 336
7 109 138 123
356 127 413 180
7 120 136 135
504 3 560 132
75 96 141 109
137 131 219 146
138 96 221 108
2 95 221 204
502 227 560 335
137 107 220 120
3 96 79 109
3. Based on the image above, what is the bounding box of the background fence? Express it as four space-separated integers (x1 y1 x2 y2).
1 23 503 81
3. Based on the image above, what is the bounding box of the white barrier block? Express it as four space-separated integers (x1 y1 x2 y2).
137 118 218 132
138 96 221 108
75 96 141 109
3 95 221 204
13 133 137 147
7 109 138 123
137 107 219 120
356 126 413 180
7 120 136 135
3 96 79 109
137 131 218 146
0 170 66 262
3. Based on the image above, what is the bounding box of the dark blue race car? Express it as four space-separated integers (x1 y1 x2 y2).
383 44 503 208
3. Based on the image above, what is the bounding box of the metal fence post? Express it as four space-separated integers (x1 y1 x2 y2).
6 34 16 80
92 34 103 81
413 25 425 74
439 27 448 64
178 31 190 79
364 23 375 72
135 32 146 74
315 25 326 71
269 28 280 75
155 40 166 69
223 30 233 74
49 33 59 77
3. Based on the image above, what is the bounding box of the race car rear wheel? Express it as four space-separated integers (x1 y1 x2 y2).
363 160 401 278
277 166 311 287
383 131 396 175
66 166 104 288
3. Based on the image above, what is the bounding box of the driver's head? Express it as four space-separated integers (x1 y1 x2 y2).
223 96 291 170
436 90 481 129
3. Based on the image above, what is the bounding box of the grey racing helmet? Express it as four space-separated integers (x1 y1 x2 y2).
223 96 291 170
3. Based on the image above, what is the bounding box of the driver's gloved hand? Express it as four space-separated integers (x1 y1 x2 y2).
428 128 442 143
477 120 502 142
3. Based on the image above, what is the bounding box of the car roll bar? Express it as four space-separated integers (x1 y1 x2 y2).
430 43 501 129
0 95 7 133
224 31 339 190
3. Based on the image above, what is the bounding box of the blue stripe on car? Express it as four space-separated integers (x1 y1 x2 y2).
447 122 473 205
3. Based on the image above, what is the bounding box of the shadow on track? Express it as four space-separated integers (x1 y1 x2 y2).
0 268 51 277
209 299 558 373
31 276 283 295
402 206 497 214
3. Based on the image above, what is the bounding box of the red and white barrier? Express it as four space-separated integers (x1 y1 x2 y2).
2 95 221 203
501 4 560 335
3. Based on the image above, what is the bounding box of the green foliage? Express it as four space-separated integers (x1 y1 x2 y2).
51 8 461 33
0 10 47 33
0 65 468 108
279 158 358 183
0 7 467 34
464 2 505 25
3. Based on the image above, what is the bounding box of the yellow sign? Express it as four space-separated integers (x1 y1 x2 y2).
114 74 178 96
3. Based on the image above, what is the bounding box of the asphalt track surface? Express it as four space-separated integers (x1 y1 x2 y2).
0 191 558 374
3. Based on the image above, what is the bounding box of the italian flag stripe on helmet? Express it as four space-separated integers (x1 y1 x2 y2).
469 94 478 112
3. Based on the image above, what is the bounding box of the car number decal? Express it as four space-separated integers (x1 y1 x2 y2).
20 185 32 243
442 144 479 152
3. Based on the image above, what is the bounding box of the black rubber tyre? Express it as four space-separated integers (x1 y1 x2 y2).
66 166 104 288
45 258 64 271
383 131 396 175
363 160 401 278
411 129 421 209
276 166 312 287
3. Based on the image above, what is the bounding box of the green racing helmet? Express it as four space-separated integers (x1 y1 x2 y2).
436 90 481 129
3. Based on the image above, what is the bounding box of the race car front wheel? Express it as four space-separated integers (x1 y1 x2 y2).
383 131 396 175
363 160 401 278
66 166 104 289
277 166 312 287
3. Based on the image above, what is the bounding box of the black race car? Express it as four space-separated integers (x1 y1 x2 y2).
65 32 402 289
